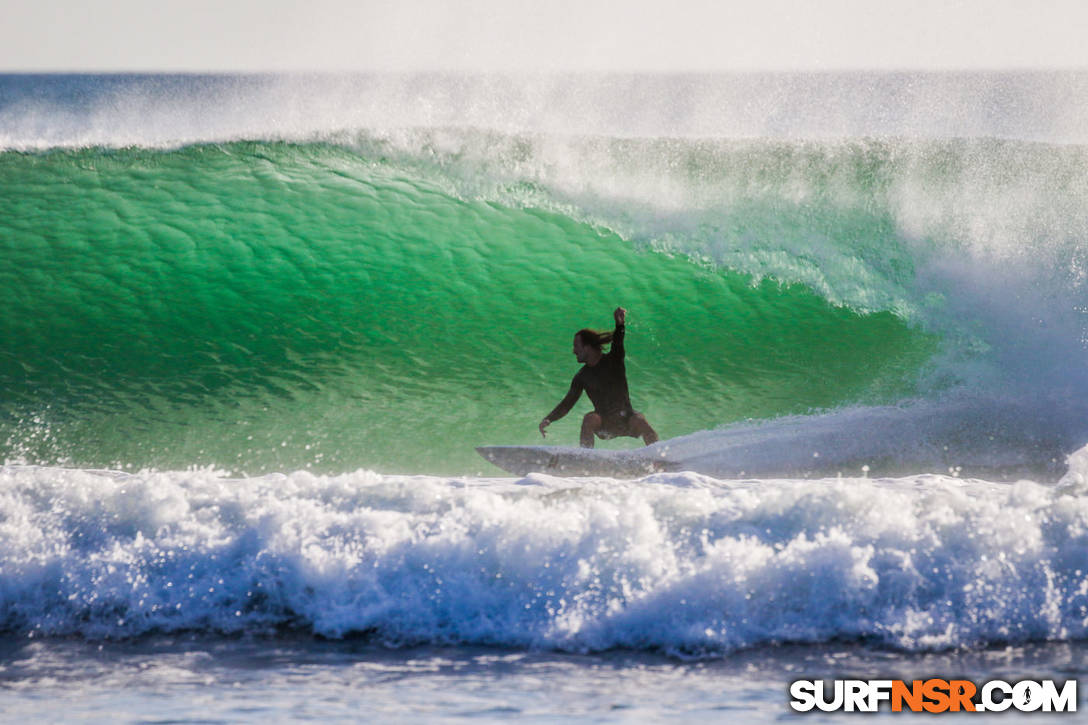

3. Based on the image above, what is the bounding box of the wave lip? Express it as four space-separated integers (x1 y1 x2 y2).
3 465 1088 653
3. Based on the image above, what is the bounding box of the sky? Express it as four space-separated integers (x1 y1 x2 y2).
3 0 1088 72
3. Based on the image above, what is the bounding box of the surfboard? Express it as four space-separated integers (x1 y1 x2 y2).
476 445 678 477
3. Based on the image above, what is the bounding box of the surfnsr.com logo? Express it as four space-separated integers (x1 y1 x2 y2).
789 679 1078 713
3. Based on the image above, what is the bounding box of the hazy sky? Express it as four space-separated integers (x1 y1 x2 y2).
4 0 1088 72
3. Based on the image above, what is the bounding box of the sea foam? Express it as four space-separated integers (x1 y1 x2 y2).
3 464 1088 653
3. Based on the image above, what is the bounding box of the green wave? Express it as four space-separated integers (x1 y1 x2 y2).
0 141 935 473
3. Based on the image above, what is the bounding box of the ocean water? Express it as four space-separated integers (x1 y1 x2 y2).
4 72 1088 721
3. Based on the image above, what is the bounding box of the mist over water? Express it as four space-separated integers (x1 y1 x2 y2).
5 72 1088 146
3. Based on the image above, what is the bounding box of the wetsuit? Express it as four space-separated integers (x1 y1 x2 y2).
546 323 640 438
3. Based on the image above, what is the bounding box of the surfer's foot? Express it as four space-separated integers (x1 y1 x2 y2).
631 413 659 446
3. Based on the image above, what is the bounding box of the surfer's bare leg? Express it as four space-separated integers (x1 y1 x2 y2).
630 413 659 446
580 412 602 448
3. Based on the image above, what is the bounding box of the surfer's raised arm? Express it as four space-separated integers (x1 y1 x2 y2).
612 307 626 359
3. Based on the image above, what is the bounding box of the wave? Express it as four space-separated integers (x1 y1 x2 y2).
657 397 1088 482
2 78 1087 475
0 138 942 474
6 75 1088 656
4 463 1088 653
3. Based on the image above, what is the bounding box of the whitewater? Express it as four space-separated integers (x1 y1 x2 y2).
4 72 1088 721
7 461 1088 648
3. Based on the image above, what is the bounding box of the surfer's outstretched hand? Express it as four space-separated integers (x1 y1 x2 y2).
614 307 626 325
539 417 550 438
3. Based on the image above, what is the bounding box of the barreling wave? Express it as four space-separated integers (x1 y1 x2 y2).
2 77 1088 475
1 137 950 474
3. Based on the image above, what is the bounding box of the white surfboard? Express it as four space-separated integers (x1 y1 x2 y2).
476 445 678 477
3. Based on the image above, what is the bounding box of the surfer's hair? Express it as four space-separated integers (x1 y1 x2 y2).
576 328 613 350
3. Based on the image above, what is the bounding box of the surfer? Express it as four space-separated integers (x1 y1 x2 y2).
539 307 659 448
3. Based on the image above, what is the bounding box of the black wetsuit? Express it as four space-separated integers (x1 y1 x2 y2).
546 323 639 438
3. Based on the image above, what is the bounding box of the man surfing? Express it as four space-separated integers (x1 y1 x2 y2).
539 307 659 448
